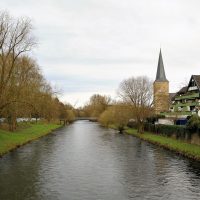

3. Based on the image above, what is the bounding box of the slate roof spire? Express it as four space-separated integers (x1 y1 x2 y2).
155 49 168 82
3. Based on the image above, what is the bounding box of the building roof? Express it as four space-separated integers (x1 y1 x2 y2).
192 75 200 89
169 93 176 101
155 49 168 82
173 86 187 100
169 75 200 105
177 86 188 94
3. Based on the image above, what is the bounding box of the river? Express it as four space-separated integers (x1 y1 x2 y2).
0 120 200 200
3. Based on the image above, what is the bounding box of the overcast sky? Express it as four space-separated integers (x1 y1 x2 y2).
1 0 200 107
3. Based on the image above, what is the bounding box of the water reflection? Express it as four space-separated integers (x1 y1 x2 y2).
0 121 200 200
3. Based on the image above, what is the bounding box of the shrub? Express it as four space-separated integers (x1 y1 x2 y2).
156 124 186 139
139 123 186 139
186 114 200 133
127 121 137 128
144 123 156 132
99 104 133 133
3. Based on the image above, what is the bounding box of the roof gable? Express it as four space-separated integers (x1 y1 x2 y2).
187 75 200 92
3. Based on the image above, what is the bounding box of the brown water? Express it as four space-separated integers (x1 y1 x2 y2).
0 120 200 200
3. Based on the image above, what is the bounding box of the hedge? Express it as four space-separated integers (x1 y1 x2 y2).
149 124 187 139
127 121 194 140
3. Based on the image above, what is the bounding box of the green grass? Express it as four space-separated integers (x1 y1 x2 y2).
0 123 62 156
126 128 200 161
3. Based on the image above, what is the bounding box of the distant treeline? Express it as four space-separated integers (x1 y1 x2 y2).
77 76 153 133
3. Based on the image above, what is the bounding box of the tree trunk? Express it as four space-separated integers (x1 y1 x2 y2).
8 115 17 132
137 121 144 134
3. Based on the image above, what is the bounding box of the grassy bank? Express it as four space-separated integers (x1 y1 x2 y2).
0 123 62 157
126 128 200 161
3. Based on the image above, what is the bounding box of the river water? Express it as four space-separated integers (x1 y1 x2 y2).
0 120 200 200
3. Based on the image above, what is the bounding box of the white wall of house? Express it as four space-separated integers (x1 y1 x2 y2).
158 119 174 125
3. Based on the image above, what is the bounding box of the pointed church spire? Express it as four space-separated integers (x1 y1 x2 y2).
155 49 168 82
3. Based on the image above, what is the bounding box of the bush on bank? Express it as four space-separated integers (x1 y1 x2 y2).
99 104 133 133
186 115 200 133
127 121 193 140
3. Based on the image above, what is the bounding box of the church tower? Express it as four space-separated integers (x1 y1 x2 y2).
153 49 169 114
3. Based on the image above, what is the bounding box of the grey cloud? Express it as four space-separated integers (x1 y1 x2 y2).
1 0 200 105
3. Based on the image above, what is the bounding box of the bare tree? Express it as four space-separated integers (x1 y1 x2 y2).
0 11 77 131
178 77 189 90
118 76 153 133
83 94 111 118
0 10 36 112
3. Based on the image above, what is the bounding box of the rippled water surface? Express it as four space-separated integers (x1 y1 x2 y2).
0 121 200 200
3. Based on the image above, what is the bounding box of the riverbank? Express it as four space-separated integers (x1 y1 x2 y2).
125 128 200 161
0 123 62 157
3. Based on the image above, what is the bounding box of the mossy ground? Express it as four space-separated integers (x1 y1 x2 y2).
0 122 62 156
